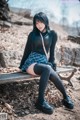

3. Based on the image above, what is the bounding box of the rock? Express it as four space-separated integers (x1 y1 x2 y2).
25 110 29 114
55 45 80 66
0 20 12 27
10 7 32 19
73 48 80 66
70 77 80 90
67 35 80 44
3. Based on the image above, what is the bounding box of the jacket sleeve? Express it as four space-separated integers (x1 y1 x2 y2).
48 30 57 70
19 33 32 69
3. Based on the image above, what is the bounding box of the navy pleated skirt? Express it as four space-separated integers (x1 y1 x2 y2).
21 52 52 71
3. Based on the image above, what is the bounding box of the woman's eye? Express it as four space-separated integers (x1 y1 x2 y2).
40 22 43 24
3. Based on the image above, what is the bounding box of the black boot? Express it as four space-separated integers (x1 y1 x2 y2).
62 96 74 109
35 100 54 114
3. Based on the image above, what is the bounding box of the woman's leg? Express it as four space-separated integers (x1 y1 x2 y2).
49 68 67 99
26 63 38 76
33 63 54 114
33 63 51 104
33 63 67 102
27 63 74 111
34 64 74 109
49 67 74 109
27 63 54 114
26 63 51 103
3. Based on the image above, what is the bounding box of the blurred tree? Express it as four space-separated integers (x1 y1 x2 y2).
59 17 69 26
60 2 69 27
72 21 80 36
0 0 10 21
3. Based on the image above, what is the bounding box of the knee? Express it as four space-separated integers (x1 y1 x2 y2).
43 65 52 73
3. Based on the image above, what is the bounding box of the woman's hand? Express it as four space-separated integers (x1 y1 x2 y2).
18 67 22 72
52 62 57 71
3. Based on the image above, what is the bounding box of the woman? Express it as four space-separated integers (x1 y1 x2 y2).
19 12 74 114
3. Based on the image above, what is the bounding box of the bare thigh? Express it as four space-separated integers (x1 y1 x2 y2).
26 63 38 76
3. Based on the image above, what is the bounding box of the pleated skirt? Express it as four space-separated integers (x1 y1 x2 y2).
21 52 52 72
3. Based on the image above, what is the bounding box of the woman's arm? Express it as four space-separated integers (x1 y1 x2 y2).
48 30 57 70
19 32 32 69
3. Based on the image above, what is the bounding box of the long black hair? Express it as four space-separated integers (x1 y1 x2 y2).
33 12 50 34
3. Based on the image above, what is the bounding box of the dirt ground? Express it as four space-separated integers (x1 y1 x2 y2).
0 14 80 120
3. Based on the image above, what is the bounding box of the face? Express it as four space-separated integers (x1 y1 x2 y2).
36 20 46 32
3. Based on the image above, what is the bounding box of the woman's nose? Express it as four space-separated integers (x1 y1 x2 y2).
38 23 42 27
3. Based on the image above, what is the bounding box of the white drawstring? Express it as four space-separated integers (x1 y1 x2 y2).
40 33 49 60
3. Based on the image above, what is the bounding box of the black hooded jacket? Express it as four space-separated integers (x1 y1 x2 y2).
19 30 57 69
